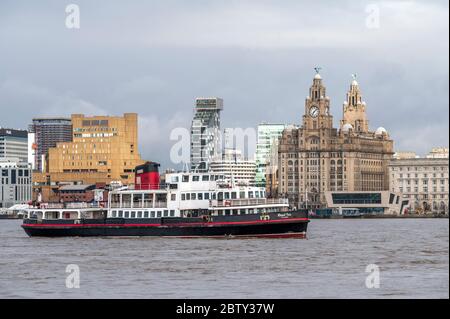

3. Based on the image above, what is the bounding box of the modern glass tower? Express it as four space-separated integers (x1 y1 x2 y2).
190 98 223 172
255 123 286 187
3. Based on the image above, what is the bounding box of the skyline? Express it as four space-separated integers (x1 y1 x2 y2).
0 0 448 169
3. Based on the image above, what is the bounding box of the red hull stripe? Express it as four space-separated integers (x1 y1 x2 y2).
22 218 309 228
173 232 307 239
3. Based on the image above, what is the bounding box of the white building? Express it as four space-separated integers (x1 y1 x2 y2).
389 148 449 214
27 132 36 170
0 158 32 209
0 128 28 164
209 149 257 186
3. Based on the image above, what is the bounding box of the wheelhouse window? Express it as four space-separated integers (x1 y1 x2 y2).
182 175 189 182
202 175 209 181
193 176 200 182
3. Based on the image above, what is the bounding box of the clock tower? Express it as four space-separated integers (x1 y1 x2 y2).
303 69 333 130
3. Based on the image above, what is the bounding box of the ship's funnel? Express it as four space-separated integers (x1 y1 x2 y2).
135 162 160 190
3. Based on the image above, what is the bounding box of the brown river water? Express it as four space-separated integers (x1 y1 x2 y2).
0 219 448 298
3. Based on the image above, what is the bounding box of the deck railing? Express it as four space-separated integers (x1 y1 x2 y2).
35 202 105 209
109 201 167 209
210 198 289 207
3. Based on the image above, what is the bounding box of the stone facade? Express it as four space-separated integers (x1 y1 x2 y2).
277 72 394 208
389 150 449 214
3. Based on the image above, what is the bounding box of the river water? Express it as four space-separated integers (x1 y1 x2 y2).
0 219 448 299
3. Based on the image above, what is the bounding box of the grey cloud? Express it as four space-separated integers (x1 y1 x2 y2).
0 0 448 169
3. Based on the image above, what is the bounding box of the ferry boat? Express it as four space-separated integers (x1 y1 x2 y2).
21 163 309 238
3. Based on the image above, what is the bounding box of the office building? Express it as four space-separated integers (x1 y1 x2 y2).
33 113 145 201
29 118 73 172
190 98 223 172
255 123 286 187
389 148 449 214
209 149 257 186
0 158 32 209
0 128 28 163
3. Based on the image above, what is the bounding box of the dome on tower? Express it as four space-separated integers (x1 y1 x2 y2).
314 73 322 80
342 123 353 132
375 127 388 136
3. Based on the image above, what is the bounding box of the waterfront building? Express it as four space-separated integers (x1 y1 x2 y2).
278 71 394 209
0 128 29 164
389 148 449 214
29 118 72 172
209 149 257 186
255 123 286 187
324 191 409 215
0 158 32 209
190 98 223 172
33 113 145 201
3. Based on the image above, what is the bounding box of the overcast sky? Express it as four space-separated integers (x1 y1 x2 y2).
0 0 448 169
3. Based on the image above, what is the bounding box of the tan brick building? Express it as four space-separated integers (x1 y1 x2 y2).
277 72 394 209
33 113 145 200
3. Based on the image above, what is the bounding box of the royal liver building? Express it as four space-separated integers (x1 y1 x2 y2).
277 70 394 209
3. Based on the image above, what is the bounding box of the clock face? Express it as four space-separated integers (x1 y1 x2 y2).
309 106 320 118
